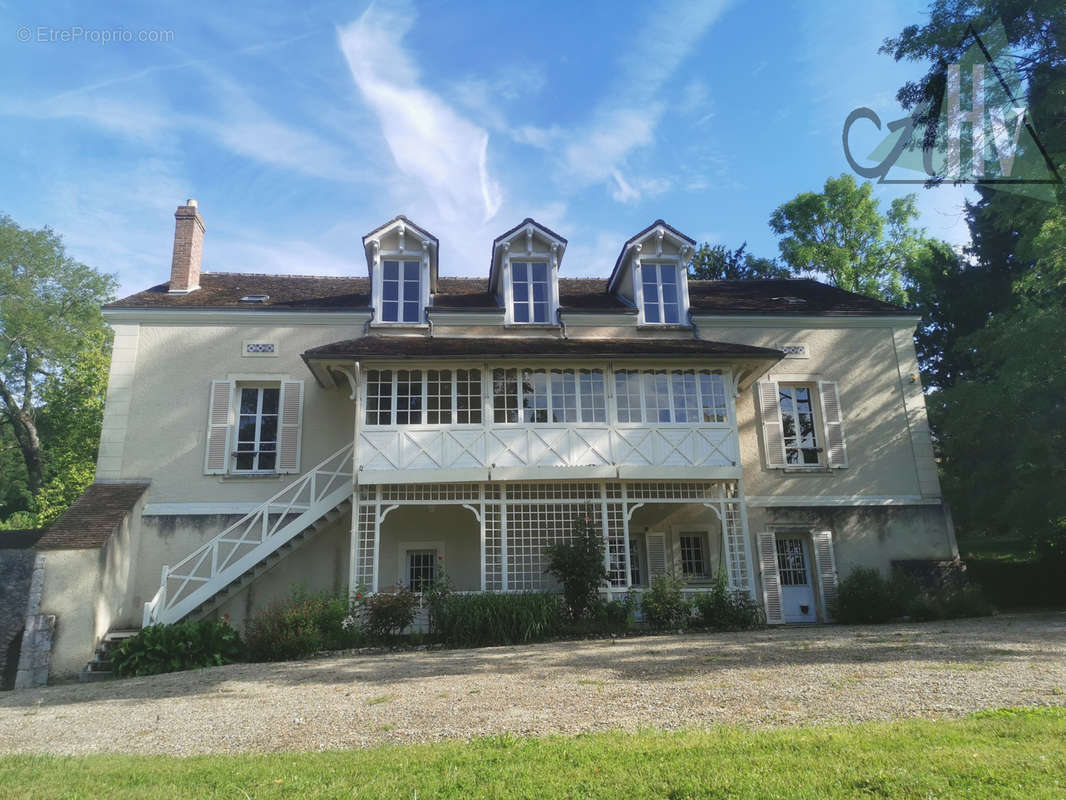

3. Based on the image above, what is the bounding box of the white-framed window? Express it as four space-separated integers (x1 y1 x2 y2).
776 537 809 586
679 532 709 578
381 259 422 323
779 383 821 465
233 384 279 472
407 549 437 593
628 534 646 586
492 368 607 424
613 369 728 424
640 263 682 324
364 369 482 426
511 261 551 323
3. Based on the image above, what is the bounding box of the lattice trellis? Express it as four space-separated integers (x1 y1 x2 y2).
484 505 503 591
354 501 376 589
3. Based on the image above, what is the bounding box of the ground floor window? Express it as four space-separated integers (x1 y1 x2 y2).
679 532 709 578
406 549 437 592
629 534 646 586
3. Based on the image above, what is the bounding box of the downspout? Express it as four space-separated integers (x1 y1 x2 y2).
688 308 701 340
362 307 375 335
349 360 362 595
427 308 434 338
556 307 568 339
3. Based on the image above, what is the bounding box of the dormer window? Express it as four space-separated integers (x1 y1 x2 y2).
608 221 696 327
511 262 550 323
362 216 438 327
640 264 681 324
490 219 567 326
382 260 421 323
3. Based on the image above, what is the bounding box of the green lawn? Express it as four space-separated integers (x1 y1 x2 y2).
1 708 1064 799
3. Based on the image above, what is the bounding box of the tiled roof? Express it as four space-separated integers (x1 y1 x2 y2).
303 336 783 361
105 273 908 316
36 482 150 550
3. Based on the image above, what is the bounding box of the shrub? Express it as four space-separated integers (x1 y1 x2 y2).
833 567 995 624
544 514 610 620
831 567 897 624
641 575 691 629
693 571 765 630
112 618 243 677
245 588 362 662
429 591 565 646
363 588 418 639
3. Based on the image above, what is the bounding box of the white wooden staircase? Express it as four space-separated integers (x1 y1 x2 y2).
142 444 354 626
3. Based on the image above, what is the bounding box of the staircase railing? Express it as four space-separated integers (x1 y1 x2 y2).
143 443 354 626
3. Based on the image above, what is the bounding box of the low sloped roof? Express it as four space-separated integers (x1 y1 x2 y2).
36 482 150 550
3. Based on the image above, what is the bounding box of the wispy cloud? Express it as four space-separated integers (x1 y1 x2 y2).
337 0 503 225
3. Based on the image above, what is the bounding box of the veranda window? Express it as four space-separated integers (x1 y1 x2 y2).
679 533 709 578
492 368 607 423
233 385 279 472
365 369 482 426
407 549 437 593
613 369 728 424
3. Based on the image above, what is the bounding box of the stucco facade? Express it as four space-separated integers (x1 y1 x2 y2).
28 208 955 681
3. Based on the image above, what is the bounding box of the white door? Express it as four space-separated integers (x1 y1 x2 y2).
776 537 817 623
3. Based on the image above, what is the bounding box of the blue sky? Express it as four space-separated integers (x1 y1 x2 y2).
1 0 973 297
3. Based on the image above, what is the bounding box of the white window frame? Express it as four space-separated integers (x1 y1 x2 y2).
491 367 608 425
612 369 730 426
509 261 552 324
364 368 484 428
497 224 563 326
778 382 824 467
634 261 690 326
378 259 423 324
232 382 281 474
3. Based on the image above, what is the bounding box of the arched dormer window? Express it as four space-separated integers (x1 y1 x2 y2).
362 216 438 326
489 219 567 326
607 221 695 327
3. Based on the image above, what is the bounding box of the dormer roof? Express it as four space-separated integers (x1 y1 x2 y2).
361 215 440 292
607 219 696 293
488 218 568 294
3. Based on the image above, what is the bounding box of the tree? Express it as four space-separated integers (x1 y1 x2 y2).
0 215 115 502
688 242 788 281
768 174 922 305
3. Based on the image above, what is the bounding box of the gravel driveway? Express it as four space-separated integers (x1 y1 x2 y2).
1 612 1064 756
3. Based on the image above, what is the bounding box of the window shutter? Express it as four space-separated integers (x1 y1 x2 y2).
204 380 234 475
811 530 839 622
277 380 304 473
646 533 668 578
756 381 787 468
757 532 785 625
818 381 848 468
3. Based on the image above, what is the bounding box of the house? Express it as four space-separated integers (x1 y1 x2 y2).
23 201 957 681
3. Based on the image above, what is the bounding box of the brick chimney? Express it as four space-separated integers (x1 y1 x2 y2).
168 199 205 293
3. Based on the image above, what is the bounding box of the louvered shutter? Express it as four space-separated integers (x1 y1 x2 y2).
757 532 785 625
204 380 234 475
646 533 668 578
812 530 839 622
277 380 304 473
756 381 787 468
818 381 848 468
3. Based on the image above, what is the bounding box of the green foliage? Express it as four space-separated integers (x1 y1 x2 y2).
428 591 565 647
6 709 1065 798
111 619 243 677
688 241 788 281
0 215 116 504
692 571 765 631
245 588 362 662
640 575 691 629
768 174 923 305
831 567 993 624
543 514 609 620
362 588 418 640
